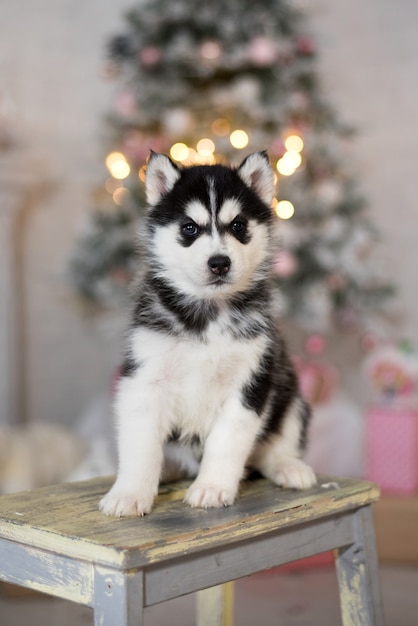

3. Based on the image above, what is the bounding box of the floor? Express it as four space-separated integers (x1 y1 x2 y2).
1 563 417 625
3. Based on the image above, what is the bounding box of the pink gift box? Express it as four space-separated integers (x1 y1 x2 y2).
365 406 418 494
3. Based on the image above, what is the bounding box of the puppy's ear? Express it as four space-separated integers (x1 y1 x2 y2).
145 152 181 205
237 151 274 206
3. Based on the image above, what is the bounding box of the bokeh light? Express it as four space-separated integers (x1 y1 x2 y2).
170 142 189 162
230 129 249 149
284 134 304 152
196 138 215 156
105 152 131 179
274 200 295 219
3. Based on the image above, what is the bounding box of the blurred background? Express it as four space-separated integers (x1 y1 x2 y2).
1 0 418 622
0 0 418 532
1 0 417 478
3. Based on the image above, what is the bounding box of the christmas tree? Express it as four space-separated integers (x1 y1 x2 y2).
69 0 392 332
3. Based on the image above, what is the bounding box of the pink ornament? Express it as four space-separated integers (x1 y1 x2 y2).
122 131 148 165
272 250 298 277
122 132 169 166
361 333 379 353
293 357 338 405
114 90 137 117
296 36 316 56
139 46 161 67
248 36 277 66
147 134 169 153
305 334 325 355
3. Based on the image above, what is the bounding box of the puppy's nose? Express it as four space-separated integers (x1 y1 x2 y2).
208 254 231 276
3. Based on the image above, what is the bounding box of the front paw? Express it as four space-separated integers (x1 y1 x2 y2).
99 484 155 517
184 481 237 509
272 458 317 490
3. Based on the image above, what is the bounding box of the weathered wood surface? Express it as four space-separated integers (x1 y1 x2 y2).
0 536 93 605
144 512 356 605
336 507 384 625
0 476 379 570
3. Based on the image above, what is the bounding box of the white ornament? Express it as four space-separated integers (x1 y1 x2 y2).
299 283 332 330
163 108 194 134
321 216 346 242
231 77 260 106
315 179 343 207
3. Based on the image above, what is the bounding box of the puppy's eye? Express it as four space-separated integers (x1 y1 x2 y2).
182 222 199 237
231 219 246 234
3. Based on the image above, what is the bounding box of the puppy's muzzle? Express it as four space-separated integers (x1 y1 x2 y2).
208 255 231 276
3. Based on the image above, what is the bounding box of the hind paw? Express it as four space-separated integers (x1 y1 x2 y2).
272 459 316 490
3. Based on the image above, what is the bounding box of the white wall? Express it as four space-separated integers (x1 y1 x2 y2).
0 0 132 426
308 0 418 343
0 0 417 427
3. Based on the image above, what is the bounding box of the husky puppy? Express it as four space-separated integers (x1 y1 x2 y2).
100 151 316 517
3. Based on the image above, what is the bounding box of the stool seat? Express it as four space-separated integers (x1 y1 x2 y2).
0 475 384 625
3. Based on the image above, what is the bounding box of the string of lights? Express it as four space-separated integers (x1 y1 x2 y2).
69 0 393 332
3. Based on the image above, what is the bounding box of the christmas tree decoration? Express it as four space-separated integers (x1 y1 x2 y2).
69 0 394 333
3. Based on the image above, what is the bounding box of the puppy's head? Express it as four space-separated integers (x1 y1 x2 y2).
144 151 275 300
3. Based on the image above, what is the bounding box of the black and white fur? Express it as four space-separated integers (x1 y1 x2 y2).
100 151 316 516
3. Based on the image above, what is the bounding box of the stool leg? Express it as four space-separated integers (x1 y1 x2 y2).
196 582 235 626
335 506 384 626
94 566 144 626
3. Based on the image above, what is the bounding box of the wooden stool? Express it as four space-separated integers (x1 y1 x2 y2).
0 475 384 625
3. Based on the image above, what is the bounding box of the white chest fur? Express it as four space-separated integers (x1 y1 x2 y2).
128 317 268 439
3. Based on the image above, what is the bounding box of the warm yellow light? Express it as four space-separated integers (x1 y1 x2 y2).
138 166 147 182
284 134 304 152
113 187 130 206
275 200 295 220
194 152 216 165
230 129 249 149
186 148 197 163
287 150 302 168
196 138 215 156
105 152 130 179
105 151 125 169
170 142 189 162
211 118 230 136
276 151 302 176
276 158 295 176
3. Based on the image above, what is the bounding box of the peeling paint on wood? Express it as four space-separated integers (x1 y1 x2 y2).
338 564 367 626
0 475 382 626
0 476 379 571
335 507 384 625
